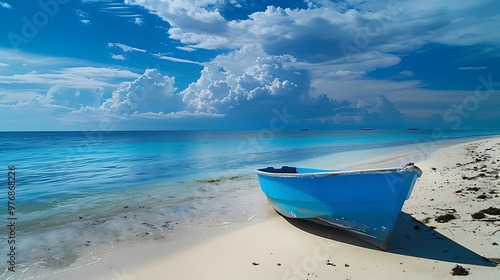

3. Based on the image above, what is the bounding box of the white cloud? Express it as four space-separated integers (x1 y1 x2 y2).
328 94 405 125
62 67 139 79
76 9 91 24
176 46 196 52
0 48 81 69
107 42 147 53
19 86 105 109
125 0 230 49
133 17 144 25
308 75 500 122
90 47 377 125
0 51 140 104
0 72 103 87
128 0 500 62
333 70 351 77
107 43 147 60
293 51 401 81
171 45 452 127
101 69 184 115
90 0 145 18
403 0 500 47
3 2 498 130
76 9 87 16
0 2 12 9
0 62 9 67
153 53 202 65
112 54 126 60
399 70 414 76
0 65 140 90
179 46 355 124
119 2 498 127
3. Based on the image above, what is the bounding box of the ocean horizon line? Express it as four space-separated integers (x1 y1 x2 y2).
1 128 500 133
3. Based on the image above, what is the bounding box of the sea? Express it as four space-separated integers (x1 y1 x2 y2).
0 129 499 278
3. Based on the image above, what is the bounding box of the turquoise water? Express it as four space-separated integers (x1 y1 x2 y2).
0 129 499 277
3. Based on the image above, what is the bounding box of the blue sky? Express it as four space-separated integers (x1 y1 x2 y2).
0 0 499 131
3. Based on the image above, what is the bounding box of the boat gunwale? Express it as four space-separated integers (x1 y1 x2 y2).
256 164 423 178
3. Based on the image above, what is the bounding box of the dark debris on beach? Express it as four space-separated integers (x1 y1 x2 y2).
194 178 221 184
449 144 500 229
451 265 469 276
471 207 500 222
481 207 500 215
194 174 249 185
435 213 457 223
471 212 486 219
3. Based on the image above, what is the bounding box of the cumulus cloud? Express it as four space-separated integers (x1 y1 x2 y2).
124 0 488 125
125 0 231 49
78 46 415 128
101 69 184 115
181 46 307 114
67 48 385 127
361 95 404 119
22 86 105 109
5 1 495 130
325 94 407 126
178 46 364 126
128 0 500 70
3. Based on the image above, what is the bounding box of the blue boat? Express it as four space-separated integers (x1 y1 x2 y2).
256 163 423 250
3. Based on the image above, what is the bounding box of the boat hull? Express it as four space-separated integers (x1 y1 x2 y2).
256 164 422 250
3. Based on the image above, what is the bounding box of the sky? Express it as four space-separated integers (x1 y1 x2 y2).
0 0 499 131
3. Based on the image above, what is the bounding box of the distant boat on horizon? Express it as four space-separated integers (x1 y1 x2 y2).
407 128 420 130
302 128 309 131
361 128 373 130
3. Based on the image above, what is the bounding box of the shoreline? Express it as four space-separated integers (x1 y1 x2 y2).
45 136 500 279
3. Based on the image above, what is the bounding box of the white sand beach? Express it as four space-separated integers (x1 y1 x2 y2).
48 137 500 280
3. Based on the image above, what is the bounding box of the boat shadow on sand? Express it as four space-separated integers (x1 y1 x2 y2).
284 212 497 267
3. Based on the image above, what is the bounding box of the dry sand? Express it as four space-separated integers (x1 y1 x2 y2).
49 137 500 280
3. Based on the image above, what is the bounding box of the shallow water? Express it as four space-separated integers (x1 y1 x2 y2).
0 129 499 278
